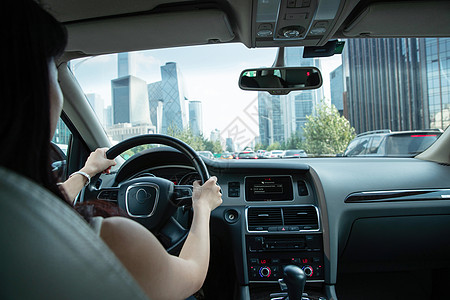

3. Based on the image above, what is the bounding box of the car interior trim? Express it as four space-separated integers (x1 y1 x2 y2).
345 189 450 203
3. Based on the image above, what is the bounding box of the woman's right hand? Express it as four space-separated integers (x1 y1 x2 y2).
192 176 222 212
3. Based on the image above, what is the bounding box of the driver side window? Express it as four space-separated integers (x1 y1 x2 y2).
51 118 72 182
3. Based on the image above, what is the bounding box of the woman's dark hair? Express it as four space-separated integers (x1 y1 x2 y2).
0 0 68 200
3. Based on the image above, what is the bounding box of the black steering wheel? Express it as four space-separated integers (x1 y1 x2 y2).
87 134 210 253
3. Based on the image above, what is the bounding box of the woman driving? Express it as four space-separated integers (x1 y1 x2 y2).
0 1 222 300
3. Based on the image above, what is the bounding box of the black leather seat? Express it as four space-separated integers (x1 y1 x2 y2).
0 167 149 299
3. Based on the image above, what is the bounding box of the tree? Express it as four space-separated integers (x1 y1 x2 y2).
254 143 266 151
266 142 282 151
283 132 304 150
167 126 205 151
204 139 223 154
302 103 356 156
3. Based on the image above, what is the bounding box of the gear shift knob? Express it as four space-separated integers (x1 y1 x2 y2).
283 265 306 300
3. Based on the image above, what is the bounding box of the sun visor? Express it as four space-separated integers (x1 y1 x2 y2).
343 1 450 38
66 9 235 55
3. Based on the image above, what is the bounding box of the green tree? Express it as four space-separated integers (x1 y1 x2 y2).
302 102 356 156
203 139 223 154
167 126 205 151
254 143 266 151
122 144 155 159
266 142 282 151
212 140 223 154
284 132 304 150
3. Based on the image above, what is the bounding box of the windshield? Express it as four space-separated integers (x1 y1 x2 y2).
70 38 449 158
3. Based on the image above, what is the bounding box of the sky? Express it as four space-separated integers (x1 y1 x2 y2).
72 43 342 144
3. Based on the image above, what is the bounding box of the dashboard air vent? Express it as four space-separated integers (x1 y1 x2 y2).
247 206 319 231
283 206 319 230
247 207 282 231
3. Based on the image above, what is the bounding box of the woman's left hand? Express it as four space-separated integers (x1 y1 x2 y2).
80 148 117 177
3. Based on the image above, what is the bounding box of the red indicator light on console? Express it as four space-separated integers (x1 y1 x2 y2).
302 258 309 264
260 259 267 264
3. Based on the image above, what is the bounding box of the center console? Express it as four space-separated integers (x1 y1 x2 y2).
242 175 326 299
246 234 324 282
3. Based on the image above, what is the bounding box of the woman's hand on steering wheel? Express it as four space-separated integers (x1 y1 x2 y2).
192 176 222 213
81 148 117 178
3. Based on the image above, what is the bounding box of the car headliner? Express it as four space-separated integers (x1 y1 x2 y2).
40 0 450 58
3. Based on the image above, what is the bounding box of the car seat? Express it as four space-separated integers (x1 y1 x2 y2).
0 166 149 300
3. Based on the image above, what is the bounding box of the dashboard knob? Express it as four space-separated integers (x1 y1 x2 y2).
302 265 314 277
259 266 272 278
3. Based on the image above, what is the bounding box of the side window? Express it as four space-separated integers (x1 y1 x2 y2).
51 118 72 182
52 118 71 155
367 136 383 154
345 137 370 156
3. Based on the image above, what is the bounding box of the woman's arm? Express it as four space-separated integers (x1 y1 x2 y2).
60 148 116 204
100 176 222 300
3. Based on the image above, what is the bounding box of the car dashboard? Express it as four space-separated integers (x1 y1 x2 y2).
97 148 450 300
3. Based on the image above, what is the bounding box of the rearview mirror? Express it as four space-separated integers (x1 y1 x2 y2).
239 67 322 95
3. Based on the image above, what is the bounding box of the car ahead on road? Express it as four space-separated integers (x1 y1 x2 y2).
219 152 233 159
197 151 214 160
267 150 285 158
256 149 267 158
282 149 308 158
235 151 258 159
344 129 443 157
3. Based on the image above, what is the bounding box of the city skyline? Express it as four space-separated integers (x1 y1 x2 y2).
67 39 449 150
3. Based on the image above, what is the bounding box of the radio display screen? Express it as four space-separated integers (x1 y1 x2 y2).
245 176 293 201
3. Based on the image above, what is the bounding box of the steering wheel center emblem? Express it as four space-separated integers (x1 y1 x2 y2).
136 188 150 204
125 184 159 217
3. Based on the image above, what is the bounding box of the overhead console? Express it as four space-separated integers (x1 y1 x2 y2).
252 0 342 47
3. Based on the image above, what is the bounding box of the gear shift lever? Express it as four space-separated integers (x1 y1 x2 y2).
283 265 306 300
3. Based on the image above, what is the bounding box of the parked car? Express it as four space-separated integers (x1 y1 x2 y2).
344 129 443 157
235 151 258 159
282 149 308 158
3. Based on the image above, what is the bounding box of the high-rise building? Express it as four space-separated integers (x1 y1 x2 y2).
210 129 221 142
343 38 450 134
148 81 163 130
86 93 104 125
422 38 450 130
189 101 203 136
118 52 135 78
148 62 188 134
226 137 234 152
258 47 323 145
283 47 323 137
258 92 284 146
330 65 344 115
52 119 71 145
103 105 113 128
112 75 150 125
343 38 427 134
110 53 154 141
